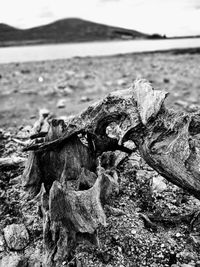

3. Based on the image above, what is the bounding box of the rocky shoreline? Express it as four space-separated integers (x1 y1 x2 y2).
1 50 200 266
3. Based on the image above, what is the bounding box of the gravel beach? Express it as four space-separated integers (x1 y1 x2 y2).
1 49 200 266
0 49 200 129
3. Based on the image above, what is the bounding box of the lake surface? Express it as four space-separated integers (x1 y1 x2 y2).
0 38 200 64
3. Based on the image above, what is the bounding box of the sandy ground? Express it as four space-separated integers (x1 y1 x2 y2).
0 49 200 130
1 50 200 267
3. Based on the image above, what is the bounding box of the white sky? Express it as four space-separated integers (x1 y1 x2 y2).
0 0 200 37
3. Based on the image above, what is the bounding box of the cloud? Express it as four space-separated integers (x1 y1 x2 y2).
0 0 200 36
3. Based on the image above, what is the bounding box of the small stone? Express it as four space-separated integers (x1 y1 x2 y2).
163 78 170 83
57 99 66 108
173 92 180 97
152 175 167 193
118 246 122 253
105 81 113 86
38 76 44 83
131 229 137 235
63 87 73 95
176 232 181 238
117 79 126 86
113 234 119 240
30 115 37 119
65 70 75 76
14 71 21 76
21 69 30 74
186 104 199 113
196 261 200 267
80 96 91 103
39 108 50 118
4 224 29 250
175 100 188 108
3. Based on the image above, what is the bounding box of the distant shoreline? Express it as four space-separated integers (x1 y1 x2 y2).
0 37 200 64
0 37 159 48
0 35 200 49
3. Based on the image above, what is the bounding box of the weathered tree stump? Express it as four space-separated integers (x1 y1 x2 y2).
22 79 200 266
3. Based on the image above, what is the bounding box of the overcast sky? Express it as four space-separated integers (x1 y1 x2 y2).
0 0 200 37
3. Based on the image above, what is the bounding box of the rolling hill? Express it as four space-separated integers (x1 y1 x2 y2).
0 18 164 47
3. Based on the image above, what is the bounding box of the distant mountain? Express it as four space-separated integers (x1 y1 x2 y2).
0 18 164 47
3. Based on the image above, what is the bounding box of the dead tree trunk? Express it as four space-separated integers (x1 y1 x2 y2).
22 79 200 266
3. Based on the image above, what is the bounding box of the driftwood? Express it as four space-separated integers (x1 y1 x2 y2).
22 79 200 266
41 168 118 266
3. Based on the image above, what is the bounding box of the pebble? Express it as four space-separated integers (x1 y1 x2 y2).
80 96 91 102
3 224 29 250
57 99 66 108
65 70 75 76
30 114 37 119
21 69 30 74
117 79 126 86
118 246 122 253
63 87 73 95
173 92 180 97
131 229 137 235
186 104 199 113
163 78 170 83
152 175 167 193
57 85 73 94
113 234 119 240
175 233 181 238
175 100 188 108
105 81 113 86
38 76 44 83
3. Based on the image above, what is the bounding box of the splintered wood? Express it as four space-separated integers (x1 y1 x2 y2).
22 79 200 266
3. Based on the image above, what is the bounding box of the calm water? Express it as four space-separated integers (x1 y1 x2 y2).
0 38 200 64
